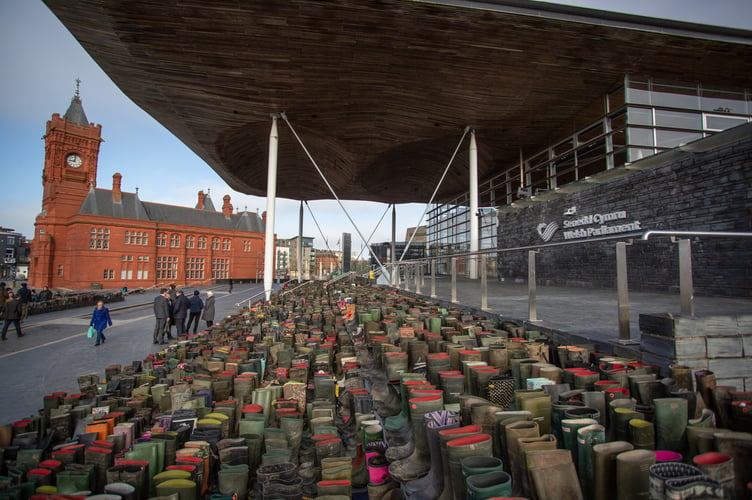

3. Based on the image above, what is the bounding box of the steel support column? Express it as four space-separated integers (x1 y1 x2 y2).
481 253 488 310
298 200 304 281
391 205 397 286
263 115 279 301
430 258 437 298
469 129 479 280
678 239 695 316
451 257 457 303
616 241 631 340
528 250 538 322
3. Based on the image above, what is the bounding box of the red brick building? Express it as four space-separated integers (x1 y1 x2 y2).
30 89 270 290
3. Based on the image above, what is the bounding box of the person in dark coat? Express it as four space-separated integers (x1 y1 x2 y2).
165 283 177 339
202 291 216 328
17 283 31 321
89 300 112 346
228 278 233 293
172 289 190 336
37 286 53 303
1 294 25 340
153 288 171 345
187 290 204 334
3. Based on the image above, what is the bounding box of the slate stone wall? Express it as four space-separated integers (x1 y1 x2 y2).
496 130 752 297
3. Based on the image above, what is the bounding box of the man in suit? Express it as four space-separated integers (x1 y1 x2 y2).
172 289 190 337
152 288 171 345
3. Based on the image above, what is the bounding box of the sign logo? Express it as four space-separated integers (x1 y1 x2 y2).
536 206 641 242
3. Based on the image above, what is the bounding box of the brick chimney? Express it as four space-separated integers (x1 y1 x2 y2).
197 190 205 210
222 194 233 218
112 173 122 203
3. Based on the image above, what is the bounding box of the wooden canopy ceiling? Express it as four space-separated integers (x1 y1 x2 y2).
43 0 752 204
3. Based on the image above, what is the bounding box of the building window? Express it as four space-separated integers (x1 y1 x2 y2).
186 235 195 249
198 236 207 249
243 240 251 252
90 228 110 250
120 269 133 280
186 257 205 280
57 264 63 276
125 231 148 245
170 234 180 248
211 238 220 250
211 258 229 279
156 256 178 280
222 238 231 251
156 232 167 247
103 269 114 280
137 269 149 280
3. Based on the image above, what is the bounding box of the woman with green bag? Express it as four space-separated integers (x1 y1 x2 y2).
89 300 113 346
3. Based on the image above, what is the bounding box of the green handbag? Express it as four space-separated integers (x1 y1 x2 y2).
87 326 96 338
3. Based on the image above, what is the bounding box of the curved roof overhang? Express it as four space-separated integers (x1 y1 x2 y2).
43 0 752 204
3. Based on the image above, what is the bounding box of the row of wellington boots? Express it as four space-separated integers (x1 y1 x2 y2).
447 433 494 500
388 394 445 482
402 410 460 499
438 425 483 500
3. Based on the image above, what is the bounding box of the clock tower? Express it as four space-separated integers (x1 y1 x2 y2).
31 82 103 286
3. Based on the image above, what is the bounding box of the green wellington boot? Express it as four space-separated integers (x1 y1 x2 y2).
217 463 249 498
438 425 483 500
447 433 494 500
592 441 634 500
526 449 583 500
466 470 513 500
685 408 715 461
560 418 597 473
615 449 655 500
577 423 605 500
628 418 655 450
654 398 688 455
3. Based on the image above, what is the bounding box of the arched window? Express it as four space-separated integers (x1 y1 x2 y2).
186 235 195 248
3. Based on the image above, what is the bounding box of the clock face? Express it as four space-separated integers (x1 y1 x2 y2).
66 154 83 168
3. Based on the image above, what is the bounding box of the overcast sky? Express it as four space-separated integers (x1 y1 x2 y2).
1 0 750 251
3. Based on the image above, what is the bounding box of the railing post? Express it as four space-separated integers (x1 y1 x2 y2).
481 253 488 310
616 241 631 340
430 258 437 298
415 263 422 295
678 239 695 316
528 250 538 322
451 257 457 303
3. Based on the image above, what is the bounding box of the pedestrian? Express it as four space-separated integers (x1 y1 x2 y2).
1 294 25 340
228 278 233 293
38 286 53 303
165 284 177 339
202 290 215 328
17 283 31 322
153 288 171 345
172 289 190 336
89 300 112 346
187 290 204 334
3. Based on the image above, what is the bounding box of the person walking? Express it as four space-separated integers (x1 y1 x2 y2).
228 278 233 294
37 286 53 303
172 289 190 336
1 294 25 340
153 288 171 345
202 290 216 328
89 300 112 346
165 283 177 339
17 283 31 322
187 290 204 334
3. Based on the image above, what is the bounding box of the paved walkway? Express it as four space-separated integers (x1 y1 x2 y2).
395 276 752 346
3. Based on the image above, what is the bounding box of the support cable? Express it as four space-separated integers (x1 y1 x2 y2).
280 113 389 277
355 203 392 261
304 200 333 253
400 126 471 263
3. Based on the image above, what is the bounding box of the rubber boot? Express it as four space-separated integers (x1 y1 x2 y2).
367 478 401 500
517 434 557 499
520 394 552 435
576 424 605 500
686 408 715 460
613 406 643 443
505 420 540 496
155 479 197 500
615 449 655 500
321 457 352 481
664 474 724 499
713 430 752 500
367 453 390 485
402 409 460 499
709 385 735 430
372 381 402 419
668 365 693 392
438 426 483 500
447 433 494 500
217 463 249 498
560 418 597 471
628 418 655 450
389 394 445 482
654 398 688 455
469 404 502 457
692 452 735 500
466 470 513 500
694 370 716 410
526 449 583 500
581 391 606 426
460 456 504 479
648 462 703 500
487 375 515 410
279 417 303 465
496 412 532 475
592 441 634 500
103 482 136 500
316 479 352 497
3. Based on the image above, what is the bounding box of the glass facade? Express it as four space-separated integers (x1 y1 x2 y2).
427 76 751 263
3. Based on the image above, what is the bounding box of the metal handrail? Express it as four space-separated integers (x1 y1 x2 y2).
385 229 752 341
324 271 356 287
278 280 314 298
235 290 268 309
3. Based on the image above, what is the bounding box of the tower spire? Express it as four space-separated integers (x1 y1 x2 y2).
64 79 89 126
